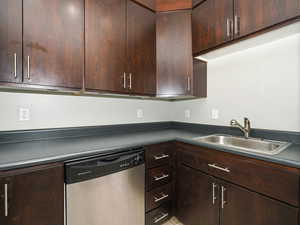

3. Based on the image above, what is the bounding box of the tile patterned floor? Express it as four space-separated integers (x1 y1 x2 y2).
162 217 184 225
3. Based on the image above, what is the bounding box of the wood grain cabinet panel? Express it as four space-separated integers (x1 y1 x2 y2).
156 11 193 97
0 163 64 225
85 0 127 93
23 0 84 89
177 143 300 207
156 0 192 12
192 0 234 54
176 164 219 225
221 181 299 225
234 0 300 38
127 0 156 95
0 0 22 84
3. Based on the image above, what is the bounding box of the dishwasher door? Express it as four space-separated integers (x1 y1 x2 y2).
66 164 145 225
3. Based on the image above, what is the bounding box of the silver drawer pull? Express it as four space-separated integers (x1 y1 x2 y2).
221 186 226 209
154 212 169 224
154 193 169 202
208 163 230 173
154 174 169 181
212 183 217 205
123 72 126 89
4 183 8 217
153 154 169 160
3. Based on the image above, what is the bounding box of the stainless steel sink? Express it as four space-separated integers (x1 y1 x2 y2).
194 134 291 155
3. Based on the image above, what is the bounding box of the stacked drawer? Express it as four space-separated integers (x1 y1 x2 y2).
145 142 174 225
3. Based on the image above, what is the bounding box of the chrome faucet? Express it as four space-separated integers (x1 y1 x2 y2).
230 118 251 138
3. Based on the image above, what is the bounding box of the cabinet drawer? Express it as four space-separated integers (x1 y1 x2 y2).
177 142 300 206
146 183 172 212
146 202 172 225
147 165 172 190
146 143 174 168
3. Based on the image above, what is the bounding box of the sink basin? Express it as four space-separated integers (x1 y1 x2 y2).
194 134 291 155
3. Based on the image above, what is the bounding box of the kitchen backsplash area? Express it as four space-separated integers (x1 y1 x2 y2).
172 31 300 132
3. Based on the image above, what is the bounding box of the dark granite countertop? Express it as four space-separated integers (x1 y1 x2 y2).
0 122 300 171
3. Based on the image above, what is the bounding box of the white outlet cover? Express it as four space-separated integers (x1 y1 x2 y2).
185 109 191 119
137 109 143 118
212 109 219 120
19 108 30 121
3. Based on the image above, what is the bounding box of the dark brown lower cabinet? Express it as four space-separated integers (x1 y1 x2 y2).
176 164 219 225
221 181 299 225
0 163 64 225
176 163 299 225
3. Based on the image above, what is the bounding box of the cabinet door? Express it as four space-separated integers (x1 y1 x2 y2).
0 0 22 83
156 11 193 97
192 0 234 54
85 0 127 93
221 181 299 225
176 164 219 225
234 0 300 38
127 0 156 95
23 0 84 89
2 164 64 225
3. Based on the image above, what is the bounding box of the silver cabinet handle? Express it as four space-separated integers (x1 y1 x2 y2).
123 72 127 89
27 56 30 80
4 183 8 217
212 183 217 205
129 73 132 90
226 19 230 37
154 174 169 181
154 212 169 223
208 163 230 173
221 186 226 209
187 76 191 91
154 193 169 203
13 53 17 78
234 15 240 36
153 154 169 160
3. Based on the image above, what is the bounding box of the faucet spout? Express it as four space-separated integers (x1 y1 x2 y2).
230 118 251 138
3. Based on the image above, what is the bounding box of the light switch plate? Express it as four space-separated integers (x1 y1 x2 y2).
185 109 191 119
19 108 30 121
137 109 143 118
211 109 219 120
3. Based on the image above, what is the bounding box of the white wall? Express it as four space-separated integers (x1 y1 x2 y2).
172 32 300 132
0 92 171 131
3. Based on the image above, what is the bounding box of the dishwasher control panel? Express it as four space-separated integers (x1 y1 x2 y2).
65 148 145 184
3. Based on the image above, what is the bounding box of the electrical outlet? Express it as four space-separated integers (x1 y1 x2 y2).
137 109 143 118
185 109 191 119
19 108 30 121
211 109 219 120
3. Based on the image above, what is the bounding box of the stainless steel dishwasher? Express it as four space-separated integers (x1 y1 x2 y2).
65 148 145 225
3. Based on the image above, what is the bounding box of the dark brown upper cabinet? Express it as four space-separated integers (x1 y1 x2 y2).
23 0 84 88
156 11 193 97
156 0 192 12
85 0 127 93
193 0 300 55
234 0 300 38
192 0 205 7
127 0 156 95
192 0 234 54
133 0 156 11
0 0 22 84
85 0 156 96
0 163 64 225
